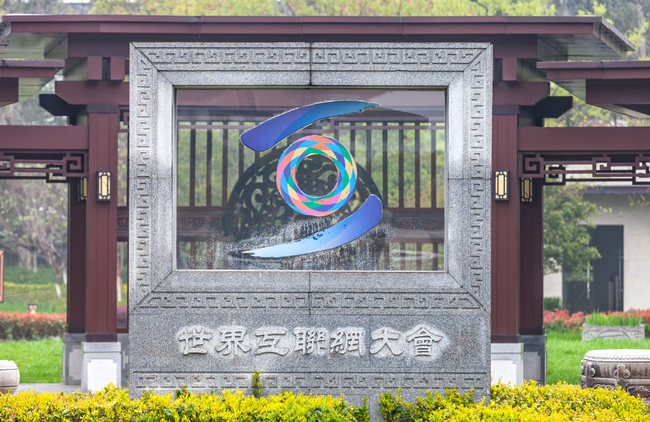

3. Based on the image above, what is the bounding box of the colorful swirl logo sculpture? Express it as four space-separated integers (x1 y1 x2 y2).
239 101 383 258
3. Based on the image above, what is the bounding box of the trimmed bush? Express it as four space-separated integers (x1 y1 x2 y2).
545 309 650 335
585 311 642 326
3 266 58 285
542 296 562 311
0 386 369 422
0 311 66 340
1 382 649 422
380 382 650 422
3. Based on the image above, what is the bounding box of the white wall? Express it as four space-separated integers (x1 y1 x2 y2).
543 192 650 311
543 272 563 302
587 193 650 310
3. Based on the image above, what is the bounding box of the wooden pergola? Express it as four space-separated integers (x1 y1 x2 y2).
1 15 649 387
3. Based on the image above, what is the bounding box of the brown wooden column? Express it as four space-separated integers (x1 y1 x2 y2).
519 180 544 335
67 182 86 333
491 112 520 343
85 105 119 342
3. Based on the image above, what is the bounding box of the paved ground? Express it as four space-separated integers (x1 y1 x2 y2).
16 384 81 394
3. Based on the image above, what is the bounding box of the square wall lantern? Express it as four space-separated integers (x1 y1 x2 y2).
520 177 534 203
76 177 88 202
97 171 111 201
494 170 509 201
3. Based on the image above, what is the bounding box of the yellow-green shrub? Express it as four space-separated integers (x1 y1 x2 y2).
380 381 650 421
0 386 368 422
2 381 649 422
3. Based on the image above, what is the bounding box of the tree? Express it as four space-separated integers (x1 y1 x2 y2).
91 0 557 17
543 184 601 282
0 180 68 298
549 0 649 60
2 0 72 15
0 81 69 298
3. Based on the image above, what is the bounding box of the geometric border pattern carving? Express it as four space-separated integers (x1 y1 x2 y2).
129 42 493 405
130 42 492 308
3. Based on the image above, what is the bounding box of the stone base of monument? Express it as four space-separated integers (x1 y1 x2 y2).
491 343 524 385
117 333 130 388
65 335 129 387
81 342 122 393
0 360 20 394
582 324 645 341
63 333 84 385
581 349 650 405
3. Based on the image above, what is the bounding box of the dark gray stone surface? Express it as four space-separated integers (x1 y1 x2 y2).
129 42 492 409
521 335 547 385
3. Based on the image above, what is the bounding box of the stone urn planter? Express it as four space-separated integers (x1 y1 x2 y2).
0 360 20 395
581 324 645 341
581 349 650 406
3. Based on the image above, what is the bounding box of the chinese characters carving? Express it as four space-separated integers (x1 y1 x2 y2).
216 326 251 356
255 327 290 356
370 328 403 355
177 324 445 359
406 326 443 357
330 328 365 356
178 326 212 355
294 328 328 356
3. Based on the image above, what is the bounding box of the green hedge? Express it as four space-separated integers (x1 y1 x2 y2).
585 311 642 326
1 382 648 422
0 311 66 340
3 266 58 285
380 382 650 421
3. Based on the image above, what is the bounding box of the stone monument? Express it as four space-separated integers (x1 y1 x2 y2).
129 42 492 408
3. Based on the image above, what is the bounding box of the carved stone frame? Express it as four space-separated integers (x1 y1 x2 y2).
129 42 492 403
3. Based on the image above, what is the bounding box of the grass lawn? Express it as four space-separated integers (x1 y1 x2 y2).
0 339 62 383
0 282 128 314
0 282 67 314
547 330 650 385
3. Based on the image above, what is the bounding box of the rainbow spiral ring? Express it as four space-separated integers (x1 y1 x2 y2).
276 135 357 217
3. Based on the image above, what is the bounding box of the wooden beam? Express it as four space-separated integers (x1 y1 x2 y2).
85 111 119 342
0 79 19 107
87 56 103 81
519 179 544 336
1 126 88 150
0 60 64 79
518 127 650 152
56 81 129 106
493 82 549 106
492 114 520 343
110 57 126 81
586 80 650 105
67 183 86 333
502 57 519 82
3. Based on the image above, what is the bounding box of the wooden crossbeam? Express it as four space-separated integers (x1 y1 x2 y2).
518 127 650 153
1 126 88 150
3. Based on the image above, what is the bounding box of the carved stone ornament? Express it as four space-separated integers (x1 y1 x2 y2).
0 360 19 395
128 42 492 410
581 349 650 405
582 324 645 341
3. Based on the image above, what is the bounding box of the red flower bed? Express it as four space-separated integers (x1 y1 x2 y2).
0 311 66 340
620 309 650 324
544 308 650 332
543 309 585 331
